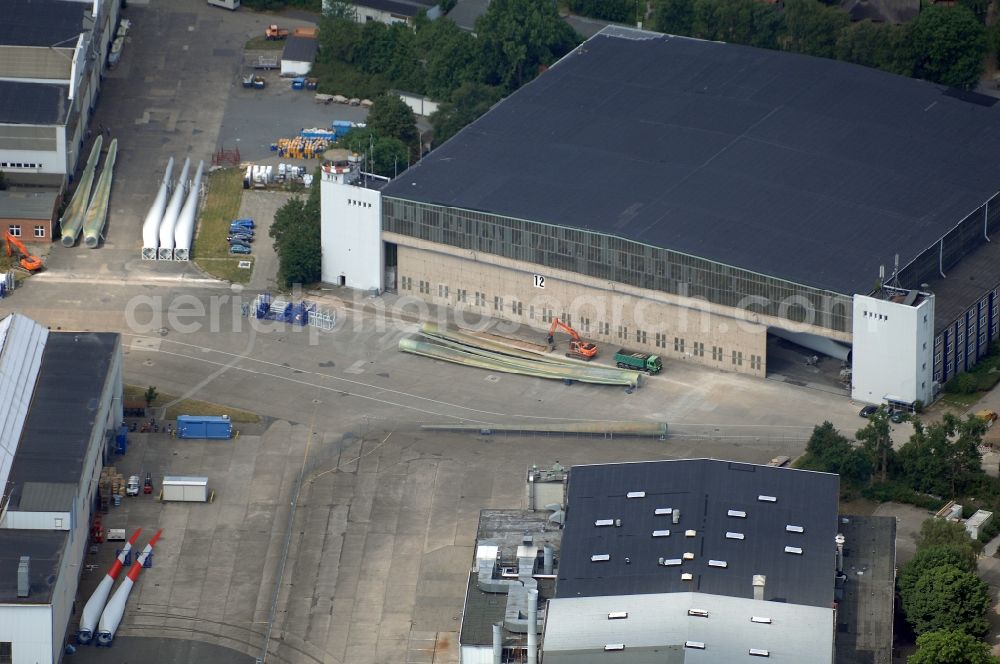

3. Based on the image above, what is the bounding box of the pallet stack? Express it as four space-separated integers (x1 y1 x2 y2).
274 136 330 159
99 466 125 510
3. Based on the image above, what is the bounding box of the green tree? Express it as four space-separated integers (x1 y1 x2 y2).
898 544 979 599
915 518 984 557
322 0 356 19
797 421 871 487
317 13 361 64
270 197 307 253
691 0 784 49
783 0 850 59
278 230 322 286
430 82 504 147
957 0 990 22
909 629 999 664
835 20 914 76
143 386 158 408
898 415 986 496
371 136 410 178
475 0 579 91
901 564 991 636
352 22 424 92
366 94 418 148
653 0 695 34
909 5 986 90
856 405 894 483
568 0 637 23
270 185 322 286
416 17 479 100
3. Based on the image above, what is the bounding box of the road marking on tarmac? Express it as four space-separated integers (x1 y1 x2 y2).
344 360 366 375
130 337 161 352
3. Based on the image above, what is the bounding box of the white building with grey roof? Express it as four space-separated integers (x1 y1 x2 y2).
0 0 120 187
0 314 123 664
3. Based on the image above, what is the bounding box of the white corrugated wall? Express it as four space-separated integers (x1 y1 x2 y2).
460 645 494 664
0 604 52 663
0 315 48 503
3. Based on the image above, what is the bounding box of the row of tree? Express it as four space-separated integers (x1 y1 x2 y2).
651 0 988 89
899 519 997 663
799 409 988 498
315 0 579 148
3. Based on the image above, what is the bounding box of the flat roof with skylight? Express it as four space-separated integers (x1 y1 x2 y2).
556 459 840 606
543 592 834 664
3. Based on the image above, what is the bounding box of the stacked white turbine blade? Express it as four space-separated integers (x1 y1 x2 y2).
141 158 174 260
158 158 190 260
173 160 204 261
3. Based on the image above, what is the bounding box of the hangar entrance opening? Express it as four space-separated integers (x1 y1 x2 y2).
766 328 851 394
384 242 397 292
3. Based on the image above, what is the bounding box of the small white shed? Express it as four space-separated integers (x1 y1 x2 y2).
281 36 317 77
162 476 209 502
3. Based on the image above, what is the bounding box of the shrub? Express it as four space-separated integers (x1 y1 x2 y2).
861 481 946 511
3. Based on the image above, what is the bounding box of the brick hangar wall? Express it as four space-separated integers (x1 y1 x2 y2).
389 234 771 378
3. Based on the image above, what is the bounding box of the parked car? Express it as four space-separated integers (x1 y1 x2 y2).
227 234 254 243
126 475 140 496
890 410 908 423
230 243 252 255
231 218 255 229
859 405 878 418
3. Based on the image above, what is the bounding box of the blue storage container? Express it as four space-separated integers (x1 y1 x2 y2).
115 425 128 454
292 77 305 90
176 415 232 440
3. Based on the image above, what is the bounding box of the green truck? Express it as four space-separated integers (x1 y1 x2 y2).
614 349 662 374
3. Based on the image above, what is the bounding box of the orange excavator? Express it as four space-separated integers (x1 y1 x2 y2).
5 232 43 272
547 318 598 360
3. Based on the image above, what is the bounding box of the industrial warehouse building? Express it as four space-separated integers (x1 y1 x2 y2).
321 26 1000 408
0 0 120 187
0 315 123 664
458 459 896 664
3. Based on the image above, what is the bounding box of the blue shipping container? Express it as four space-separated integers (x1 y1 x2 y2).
176 415 232 440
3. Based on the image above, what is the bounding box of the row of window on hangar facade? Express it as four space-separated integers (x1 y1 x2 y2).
861 310 888 322
399 276 763 370
7 224 47 238
383 197 854 334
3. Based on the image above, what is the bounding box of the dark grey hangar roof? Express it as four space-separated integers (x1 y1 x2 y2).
0 0 89 47
0 81 70 125
7 332 118 495
383 27 1000 296
556 459 840 607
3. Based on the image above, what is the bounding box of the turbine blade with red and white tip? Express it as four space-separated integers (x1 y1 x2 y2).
97 529 162 645
77 528 142 644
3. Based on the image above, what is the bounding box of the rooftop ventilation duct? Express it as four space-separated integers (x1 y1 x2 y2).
753 574 766 601
527 589 538 664
492 623 502 664
17 556 29 598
